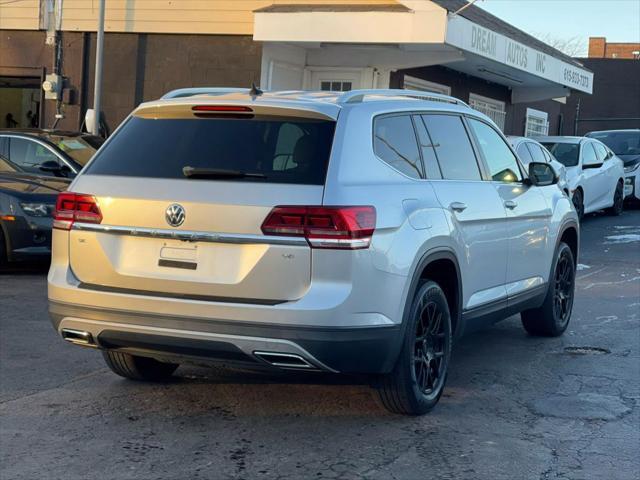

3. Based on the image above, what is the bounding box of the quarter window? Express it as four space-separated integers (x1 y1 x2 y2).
526 143 547 163
593 142 609 162
582 143 598 164
421 114 481 181
516 143 534 164
373 115 423 179
467 118 522 183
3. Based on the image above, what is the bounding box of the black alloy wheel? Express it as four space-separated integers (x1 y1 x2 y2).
377 281 452 415
0 228 7 268
521 242 576 337
607 182 624 216
572 189 584 221
413 299 448 397
552 247 575 330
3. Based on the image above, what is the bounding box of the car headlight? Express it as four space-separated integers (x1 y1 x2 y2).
20 203 55 217
624 163 640 173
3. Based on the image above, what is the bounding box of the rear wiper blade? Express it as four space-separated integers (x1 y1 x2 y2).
182 166 266 179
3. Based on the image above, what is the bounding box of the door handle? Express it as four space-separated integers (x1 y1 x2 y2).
504 200 518 210
449 202 467 212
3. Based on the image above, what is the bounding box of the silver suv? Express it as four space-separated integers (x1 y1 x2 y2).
48 89 578 415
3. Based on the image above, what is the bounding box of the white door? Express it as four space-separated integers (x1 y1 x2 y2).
308 69 365 92
593 141 620 209
415 113 509 312
581 141 609 212
466 118 553 300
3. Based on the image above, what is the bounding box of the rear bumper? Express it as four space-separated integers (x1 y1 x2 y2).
49 301 403 374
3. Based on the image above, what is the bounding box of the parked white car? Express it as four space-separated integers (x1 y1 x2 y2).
508 136 569 196
585 129 640 204
536 136 625 219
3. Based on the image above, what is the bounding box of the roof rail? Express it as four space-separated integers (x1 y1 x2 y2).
337 89 468 106
161 87 250 100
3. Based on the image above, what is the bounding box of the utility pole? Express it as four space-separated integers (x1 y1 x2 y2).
92 0 106 135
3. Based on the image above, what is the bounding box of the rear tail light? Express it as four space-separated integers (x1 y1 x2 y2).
261 206 376 249
53 192 102 230
192 105 253 112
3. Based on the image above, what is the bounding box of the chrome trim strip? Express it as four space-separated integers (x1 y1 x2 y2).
71 222 308 246
307 237 371 248
253 351 317 370
58 317 339 372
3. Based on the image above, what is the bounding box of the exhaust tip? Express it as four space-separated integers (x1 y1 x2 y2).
253 351 316 370
61 328 96 347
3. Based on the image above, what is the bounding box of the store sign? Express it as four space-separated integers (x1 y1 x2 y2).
446 16 593 94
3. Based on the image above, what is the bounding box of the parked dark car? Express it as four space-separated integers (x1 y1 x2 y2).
0 130 103 266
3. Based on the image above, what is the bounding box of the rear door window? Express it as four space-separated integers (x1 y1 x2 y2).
373 115 423 179
413 115 442 179
85 116 336 185
421 114 481 181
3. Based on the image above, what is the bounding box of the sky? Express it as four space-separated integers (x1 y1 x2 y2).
477 0 640 55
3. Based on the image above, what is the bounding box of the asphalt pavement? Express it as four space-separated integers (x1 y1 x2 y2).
1 210 639 480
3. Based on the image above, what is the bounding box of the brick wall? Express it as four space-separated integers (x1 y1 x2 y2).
588 37 640 59
1 30 262 132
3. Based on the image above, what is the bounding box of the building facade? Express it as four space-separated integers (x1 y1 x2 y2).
1 0 593 136
588 37 640 60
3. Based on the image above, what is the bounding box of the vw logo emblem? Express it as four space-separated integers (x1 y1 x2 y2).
165 204 185 227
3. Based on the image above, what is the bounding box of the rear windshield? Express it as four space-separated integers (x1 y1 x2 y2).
85 116 336 185
541 143 579 167
587 131 640 156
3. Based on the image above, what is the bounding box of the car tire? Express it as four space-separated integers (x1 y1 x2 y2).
0 228 7 269
102 350 179 381
606 181 624 216
377 281 452 415
572 189 584 221
521 242 576 337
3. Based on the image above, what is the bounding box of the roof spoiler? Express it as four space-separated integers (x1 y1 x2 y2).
161 88 251 100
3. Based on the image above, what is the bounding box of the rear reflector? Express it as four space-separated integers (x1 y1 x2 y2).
261 206 376 249
53 192 102 230
191 105 253 112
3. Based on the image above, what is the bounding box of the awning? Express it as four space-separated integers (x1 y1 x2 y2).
253 1 593 96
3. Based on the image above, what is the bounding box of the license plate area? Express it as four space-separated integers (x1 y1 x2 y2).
160 246 197 261
158 259 198 270
158 245 198 270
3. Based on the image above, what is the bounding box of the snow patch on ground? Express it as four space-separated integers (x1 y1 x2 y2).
577 264 591 271
604 234 640 244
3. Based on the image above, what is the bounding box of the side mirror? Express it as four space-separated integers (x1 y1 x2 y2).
582 157 603 169
39 160 71 177
39 160 63 172
528 161 557 187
